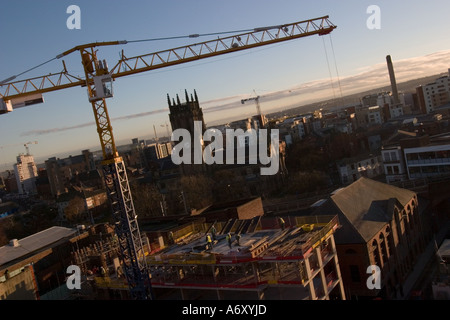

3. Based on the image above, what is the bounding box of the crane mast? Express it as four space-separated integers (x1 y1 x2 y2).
0 16 336 300
80 48 152 299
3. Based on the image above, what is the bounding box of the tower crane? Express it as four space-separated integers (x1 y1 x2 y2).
23 141 38 155
241 90 269 129
0 16 336 299
0 141 38 155
241 92 261 115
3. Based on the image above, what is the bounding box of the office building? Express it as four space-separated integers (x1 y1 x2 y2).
368 106 384 125
382 132 450 181
13 154 38 195
416 70 450 114
45 150 96 197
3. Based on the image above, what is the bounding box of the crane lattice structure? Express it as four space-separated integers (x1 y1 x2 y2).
0 16 336 300
241 90 262 116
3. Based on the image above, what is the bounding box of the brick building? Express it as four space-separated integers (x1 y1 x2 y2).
193 197 264 222
312 177 426 299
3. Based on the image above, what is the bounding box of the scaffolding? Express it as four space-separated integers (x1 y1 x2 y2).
71 229 152 299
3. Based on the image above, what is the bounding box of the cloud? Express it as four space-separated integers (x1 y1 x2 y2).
21 49 450 136
111 108 169 121
269 49 450 102
21 108 169 136
21 121 96 136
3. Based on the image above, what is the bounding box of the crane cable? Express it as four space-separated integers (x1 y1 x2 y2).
0 57 58 84
322 36 337 102
329 34 344 103
126 28 255 44
322 34 344 106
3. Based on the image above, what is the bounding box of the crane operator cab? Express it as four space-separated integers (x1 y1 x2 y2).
85 56 114 102
89 74 113 102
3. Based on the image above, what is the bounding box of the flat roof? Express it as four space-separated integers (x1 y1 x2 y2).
0 226 77 267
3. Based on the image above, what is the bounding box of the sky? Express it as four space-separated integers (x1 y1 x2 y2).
1 0 450 169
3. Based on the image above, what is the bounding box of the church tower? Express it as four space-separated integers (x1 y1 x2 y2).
168 89 206 175
168 89 206 134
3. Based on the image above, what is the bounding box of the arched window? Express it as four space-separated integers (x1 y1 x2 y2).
394 207 403 240
345 248 357 255
408 211 414 231
372 239 381 267
379 233 388 264
385 226 394 256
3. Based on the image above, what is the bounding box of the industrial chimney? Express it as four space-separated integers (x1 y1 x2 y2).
386 55 400 105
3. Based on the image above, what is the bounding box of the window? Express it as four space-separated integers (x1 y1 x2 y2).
372 239 381 267
379 233 388 263
350 265 361 282
384 153 391 162
390 152 397 161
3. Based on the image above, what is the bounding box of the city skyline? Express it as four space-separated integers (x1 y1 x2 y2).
1 1 450 169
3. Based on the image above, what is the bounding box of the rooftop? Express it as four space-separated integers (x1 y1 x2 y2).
314 177 416 244
0 226 77 268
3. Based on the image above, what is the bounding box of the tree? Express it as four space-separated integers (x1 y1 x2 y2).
286 170 328 195
285 142 327 173
323 131 359 162
1 203 58 244
130 183 164 217
180 174 214 211
211 169 251 203
64 196 86 223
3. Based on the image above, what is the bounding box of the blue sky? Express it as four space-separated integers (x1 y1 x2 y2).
1 0 450 169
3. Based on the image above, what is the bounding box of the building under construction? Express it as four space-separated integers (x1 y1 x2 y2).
88 214 345 300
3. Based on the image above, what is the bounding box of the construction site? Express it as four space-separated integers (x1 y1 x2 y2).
74 214 345 300
1 16 339 300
